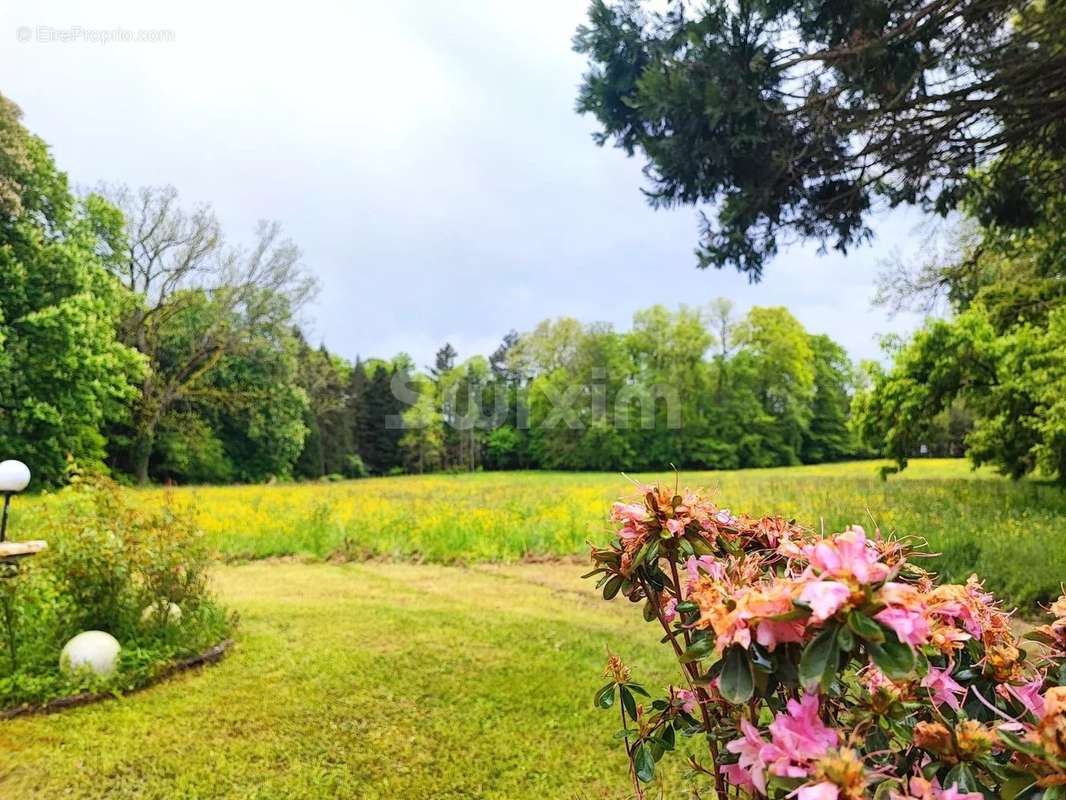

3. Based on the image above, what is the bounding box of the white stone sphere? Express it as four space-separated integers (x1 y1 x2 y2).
0 460 31 493
60 631 121 677
141 601 182 625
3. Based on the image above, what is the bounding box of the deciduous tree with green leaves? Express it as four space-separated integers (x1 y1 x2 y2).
99 183 317 483
0 94 143 485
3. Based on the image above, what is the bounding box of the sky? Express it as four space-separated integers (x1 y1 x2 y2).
1 0 932 369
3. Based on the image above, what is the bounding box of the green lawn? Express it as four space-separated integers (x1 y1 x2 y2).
0 562 696 799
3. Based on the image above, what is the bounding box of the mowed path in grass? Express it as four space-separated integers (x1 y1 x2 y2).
0 562 699 800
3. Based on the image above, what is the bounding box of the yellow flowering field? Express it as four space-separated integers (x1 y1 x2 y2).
15 459 1066 609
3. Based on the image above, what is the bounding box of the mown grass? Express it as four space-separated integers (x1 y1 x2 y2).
0 562 703 799
14 459 1066 610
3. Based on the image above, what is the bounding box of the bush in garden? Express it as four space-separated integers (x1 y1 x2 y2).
0 472 232 707
588 484 1066 800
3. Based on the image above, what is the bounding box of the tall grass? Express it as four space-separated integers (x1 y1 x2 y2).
13 459 1066 610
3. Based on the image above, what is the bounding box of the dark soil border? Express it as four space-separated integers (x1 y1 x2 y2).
0 638 235 720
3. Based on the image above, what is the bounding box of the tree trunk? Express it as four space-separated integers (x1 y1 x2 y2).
131 427 155 485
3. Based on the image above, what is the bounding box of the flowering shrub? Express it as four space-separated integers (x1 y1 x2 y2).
588 484 1066 800
0 473 233 707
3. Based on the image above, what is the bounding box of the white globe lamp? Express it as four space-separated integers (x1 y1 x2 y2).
0 460 30 545
141 601 182 625
0 460 30 494
60 631 121 677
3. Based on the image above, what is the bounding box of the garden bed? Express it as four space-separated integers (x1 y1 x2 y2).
0 639 234 719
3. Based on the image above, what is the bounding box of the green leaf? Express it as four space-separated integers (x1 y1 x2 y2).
680 637 716 664
776 647 800 688
800 624 839 692
999 776 1035 800
642 599 657 622
603 574 624 600
943 763 979 795
1023 629 1057 645
719 644 755 704
634 743 656 783
866 627 916 679
644 540 660 565
620 686 638 720
847 611 885 643
625 683 650 697
767 605 811 622
661 723 676 751
998 730 1048 757
749 643 774 674
836 625 855 652
873 779 902 800
594 682 615 709
689 535 715 557
675 601 699 614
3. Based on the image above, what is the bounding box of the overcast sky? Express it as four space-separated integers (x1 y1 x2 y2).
2 0 932 369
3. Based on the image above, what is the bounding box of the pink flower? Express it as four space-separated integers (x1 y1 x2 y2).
721 762 755 792
612 502 646 539
930 599 972 630
922 666 967 711
939 786 984 800
755 619 807 649
675 688 697 714
666 518 685 536
716 509 737 525
723 718 769 794
893 776 985 800
661 596 678 624
800 580 851 622
794 782 840 800
760 694 838 778
805 526 890 585
875 606 931 646
686 555 722 583
997 675 1045 718
611 502 645 523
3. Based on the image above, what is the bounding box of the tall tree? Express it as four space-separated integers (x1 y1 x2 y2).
856 187 1066 482
801 335 856 463
146 294 309 483
574 0 1066 277
293 335 356 479
356 361 409 474
400 374 444 473
100 184 316 482
0 94 142 484
625 305 713 468
734 307 816 465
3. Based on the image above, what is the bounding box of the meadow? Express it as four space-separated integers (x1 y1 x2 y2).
17 458 1060 611
2 459 1066 798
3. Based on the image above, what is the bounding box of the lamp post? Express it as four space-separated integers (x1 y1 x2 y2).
0 459 31 544
0 460 45 672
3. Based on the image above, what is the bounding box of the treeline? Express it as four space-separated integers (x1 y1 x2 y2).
294 301 862 478
0 92 869 485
